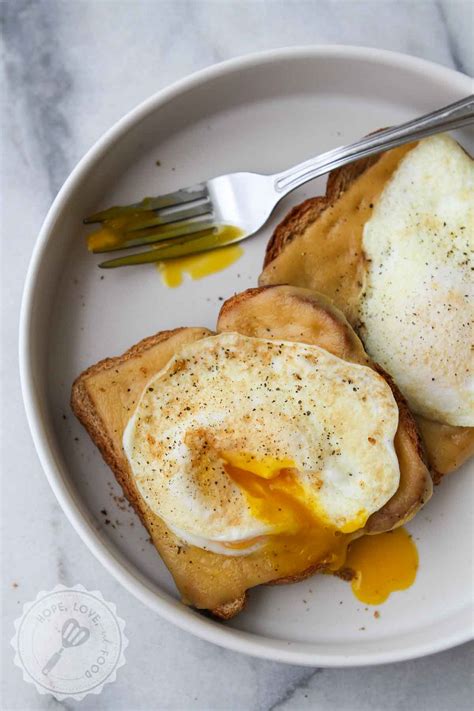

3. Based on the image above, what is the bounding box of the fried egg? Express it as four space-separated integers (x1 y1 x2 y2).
123 333 400 556
359 134 473 426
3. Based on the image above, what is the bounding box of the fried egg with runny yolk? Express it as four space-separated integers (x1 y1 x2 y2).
123 333 400 562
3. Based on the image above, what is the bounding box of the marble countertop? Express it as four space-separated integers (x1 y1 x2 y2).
1 1 473 709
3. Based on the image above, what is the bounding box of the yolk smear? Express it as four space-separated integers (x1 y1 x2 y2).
339 510 369 534
226 464 316 535
223 536 266 551
87 212 161 252
221 452 296 479
158 244 243 287
222 454 358 576
344 527 418 604
88 226 123 252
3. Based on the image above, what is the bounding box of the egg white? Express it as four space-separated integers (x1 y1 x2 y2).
123 333 400 555
360 134 473 426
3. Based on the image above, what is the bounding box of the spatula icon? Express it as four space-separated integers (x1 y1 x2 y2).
42 618 90 675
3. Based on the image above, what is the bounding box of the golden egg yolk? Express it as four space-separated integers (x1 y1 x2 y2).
220 454 359 575
344 527 418 604
222 452 296 480
158 244 243 287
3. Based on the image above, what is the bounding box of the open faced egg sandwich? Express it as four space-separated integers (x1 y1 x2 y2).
260 135 474 481
72 285 431 617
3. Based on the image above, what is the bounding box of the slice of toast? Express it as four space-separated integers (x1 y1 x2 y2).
259 146 474 480
72 286 431 617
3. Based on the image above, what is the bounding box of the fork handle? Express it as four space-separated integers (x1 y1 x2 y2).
273 95 474 195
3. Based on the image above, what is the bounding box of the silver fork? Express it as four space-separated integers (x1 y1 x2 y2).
86 95 474 268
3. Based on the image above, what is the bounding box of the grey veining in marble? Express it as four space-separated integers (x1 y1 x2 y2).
1 1 473 709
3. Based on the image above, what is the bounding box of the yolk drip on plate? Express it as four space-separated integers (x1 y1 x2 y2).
344 527 418 604
220 453 358 573
158 244 243 287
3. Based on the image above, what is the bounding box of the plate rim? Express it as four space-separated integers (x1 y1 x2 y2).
19 44 474 667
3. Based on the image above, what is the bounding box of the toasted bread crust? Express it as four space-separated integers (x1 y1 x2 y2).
367 363 430 532
212 594 247 619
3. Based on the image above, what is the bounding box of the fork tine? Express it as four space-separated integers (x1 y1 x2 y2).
121 200 213 233
99 229 217 268
83 183 208 224
88 218 215 253
88 200 212 236
98 226 241 268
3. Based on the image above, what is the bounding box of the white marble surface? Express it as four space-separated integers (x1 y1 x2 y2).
1 1 473 709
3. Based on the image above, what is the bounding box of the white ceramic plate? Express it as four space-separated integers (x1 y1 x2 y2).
20 46 473 666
